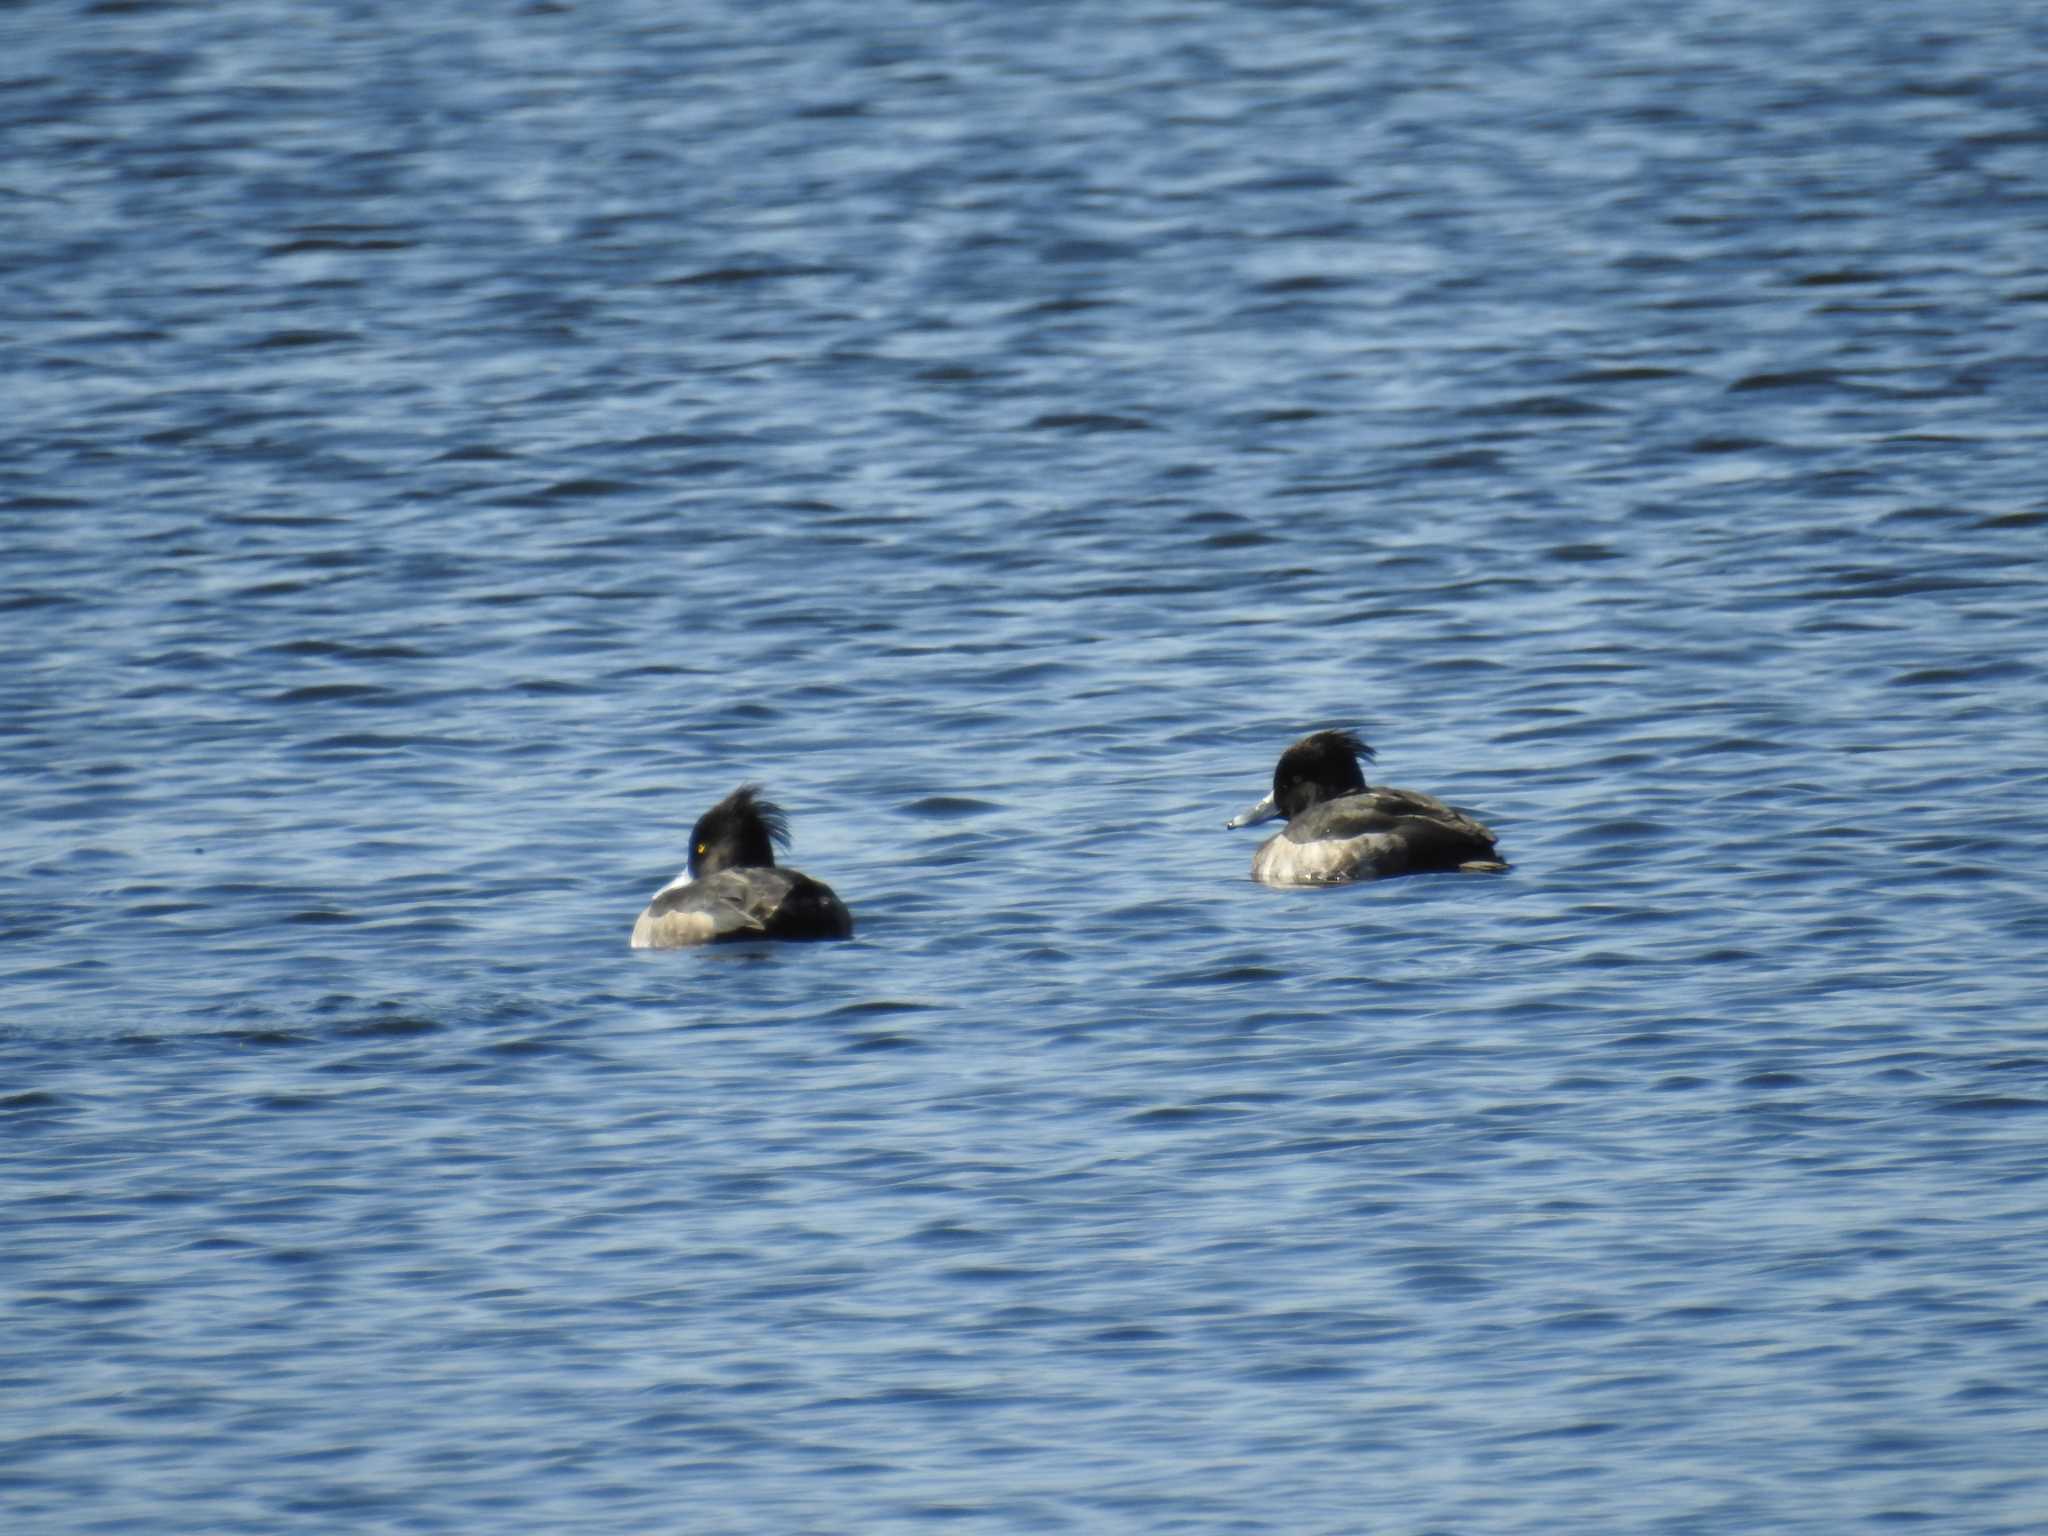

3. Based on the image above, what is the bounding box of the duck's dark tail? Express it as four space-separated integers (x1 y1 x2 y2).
765 873 855 941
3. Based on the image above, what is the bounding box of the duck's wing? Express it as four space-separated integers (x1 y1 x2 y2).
632 871 771 947
1282 798 1396 843
1283 788 1453 842
1289 788 1502 874
1380 786 1497 840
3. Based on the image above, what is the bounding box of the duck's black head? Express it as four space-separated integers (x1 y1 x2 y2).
1273 730 1375 815
1228 729 1377 828
688 784 791 878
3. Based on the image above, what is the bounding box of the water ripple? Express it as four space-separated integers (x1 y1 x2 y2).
5 1 2048 1533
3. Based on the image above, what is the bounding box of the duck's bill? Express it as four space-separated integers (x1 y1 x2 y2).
1225 792 1280 830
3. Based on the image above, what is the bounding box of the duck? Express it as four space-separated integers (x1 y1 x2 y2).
631 784 853 947
1226 730 1506 886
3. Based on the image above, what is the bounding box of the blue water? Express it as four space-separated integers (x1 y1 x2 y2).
6 0 2048 1530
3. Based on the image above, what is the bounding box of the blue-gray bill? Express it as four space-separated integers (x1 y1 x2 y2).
1224 792 1279 830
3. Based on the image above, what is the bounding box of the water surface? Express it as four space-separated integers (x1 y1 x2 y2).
5 1 2047 1531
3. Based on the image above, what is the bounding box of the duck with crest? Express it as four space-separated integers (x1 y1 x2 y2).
632 784 853 947
1226 730 1506 886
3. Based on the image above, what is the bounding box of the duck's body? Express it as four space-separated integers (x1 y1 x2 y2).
632 864 853 947
1228 730 1505 887
631 785 852 948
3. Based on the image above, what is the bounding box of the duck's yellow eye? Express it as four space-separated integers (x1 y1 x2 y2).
695 842 707 856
